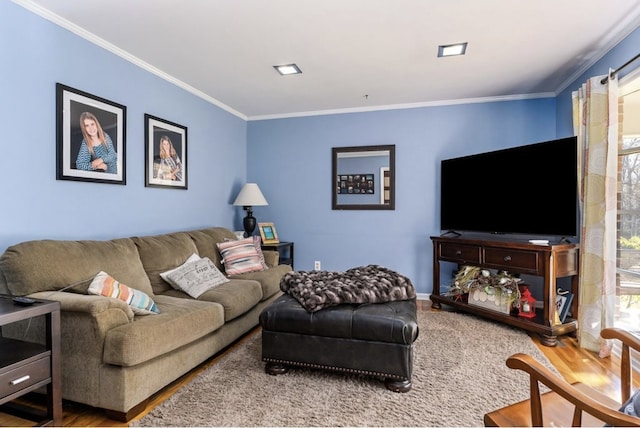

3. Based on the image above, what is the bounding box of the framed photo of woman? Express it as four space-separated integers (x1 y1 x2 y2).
56 83 126 184
144 114 188 189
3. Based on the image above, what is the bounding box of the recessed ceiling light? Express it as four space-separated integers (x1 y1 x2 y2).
437 43 468 57
273 64 302 75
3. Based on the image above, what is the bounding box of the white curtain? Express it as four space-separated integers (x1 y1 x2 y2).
572 72 618 357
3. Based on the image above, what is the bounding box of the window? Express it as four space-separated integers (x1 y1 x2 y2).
615 73 640 371
617 133 640 330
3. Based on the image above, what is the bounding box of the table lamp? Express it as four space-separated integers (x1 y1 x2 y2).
233 183 268 237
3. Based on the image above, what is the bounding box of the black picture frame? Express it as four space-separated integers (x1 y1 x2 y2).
555 291 574 323
144 114 188 189
332 144 395 211
56 83 126 184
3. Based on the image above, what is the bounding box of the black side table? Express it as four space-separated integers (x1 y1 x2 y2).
0 296 61 426
261 241 294 269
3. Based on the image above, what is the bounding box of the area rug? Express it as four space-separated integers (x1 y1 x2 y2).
134 311 557 427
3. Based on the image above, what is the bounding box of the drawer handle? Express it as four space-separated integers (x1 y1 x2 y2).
455 250 462 256
504 256 512 262
10 375 30 385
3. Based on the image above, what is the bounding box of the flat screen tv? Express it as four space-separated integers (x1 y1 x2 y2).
440 136 578 237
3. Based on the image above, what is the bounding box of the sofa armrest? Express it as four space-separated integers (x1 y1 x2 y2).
8 291 136 408
262 250 280 268
2 291 133 365
28 291 135 321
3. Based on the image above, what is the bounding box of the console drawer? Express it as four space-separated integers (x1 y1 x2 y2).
0 355 50 399
438 243 481 264
484 248 539 273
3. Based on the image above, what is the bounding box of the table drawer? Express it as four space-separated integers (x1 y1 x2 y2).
438 243 481 264
0 356 50 398
484 248 540 273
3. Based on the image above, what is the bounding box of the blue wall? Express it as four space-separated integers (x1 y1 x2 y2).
248 26 640 295
0 1 248 251
4 1 638 296
247 100 557 292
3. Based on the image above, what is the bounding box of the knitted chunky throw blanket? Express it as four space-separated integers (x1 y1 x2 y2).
280 264 416 312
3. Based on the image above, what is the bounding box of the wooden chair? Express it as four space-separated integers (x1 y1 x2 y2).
484 327 640 427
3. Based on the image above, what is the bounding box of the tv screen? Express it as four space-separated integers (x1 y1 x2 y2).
440 136 578 237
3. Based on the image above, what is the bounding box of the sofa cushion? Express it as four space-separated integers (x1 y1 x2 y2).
231 264 292 301
164 257 230 298
88 271 159 315
162 278 262 322
186 228 238 271
132 232 199 294
103 295 224 366
261 250 280 268
0 238 153 296
217 236 268 275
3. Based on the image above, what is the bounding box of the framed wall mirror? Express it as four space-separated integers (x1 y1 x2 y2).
332 144 395 210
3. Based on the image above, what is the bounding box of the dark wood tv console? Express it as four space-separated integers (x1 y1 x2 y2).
430 235 579 346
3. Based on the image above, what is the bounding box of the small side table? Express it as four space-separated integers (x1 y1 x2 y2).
262 241 294 269
0 296 61 426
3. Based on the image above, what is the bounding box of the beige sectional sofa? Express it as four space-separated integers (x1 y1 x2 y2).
0 227 292 421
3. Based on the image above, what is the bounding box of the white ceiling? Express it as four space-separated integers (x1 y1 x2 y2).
18 0 640 120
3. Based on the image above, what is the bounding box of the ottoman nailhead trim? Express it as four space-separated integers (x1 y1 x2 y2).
263 357 407 380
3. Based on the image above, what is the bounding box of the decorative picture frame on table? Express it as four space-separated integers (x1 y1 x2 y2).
56 83 126 185
144 114 188 189
258 222 279 244
555 290 574 323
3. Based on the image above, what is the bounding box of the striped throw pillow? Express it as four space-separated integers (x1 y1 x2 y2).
216 236 268 275
88 271 159 315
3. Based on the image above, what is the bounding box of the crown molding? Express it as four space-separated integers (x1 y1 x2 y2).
554 7 640 95
14 0 635 122
247 92 556 121
12 0 248 121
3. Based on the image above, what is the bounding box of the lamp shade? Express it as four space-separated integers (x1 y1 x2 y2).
233 183 268 207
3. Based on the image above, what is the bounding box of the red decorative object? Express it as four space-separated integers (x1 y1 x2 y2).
518 287 536 318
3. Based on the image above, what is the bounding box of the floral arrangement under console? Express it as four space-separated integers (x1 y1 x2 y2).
445 265 523 310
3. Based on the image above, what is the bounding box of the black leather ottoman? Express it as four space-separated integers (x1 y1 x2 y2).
259 293 419 392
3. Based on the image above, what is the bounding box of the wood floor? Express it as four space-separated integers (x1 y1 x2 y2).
1 304 637 427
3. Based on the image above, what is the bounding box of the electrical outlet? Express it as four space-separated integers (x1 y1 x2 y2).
314 261 321 270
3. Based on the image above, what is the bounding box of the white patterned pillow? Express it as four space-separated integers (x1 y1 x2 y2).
216 236 268 275
88 271 159 315
163 257 230 298
159 253 201 283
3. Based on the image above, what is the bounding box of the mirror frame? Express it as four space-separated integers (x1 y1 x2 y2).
332 144 395 210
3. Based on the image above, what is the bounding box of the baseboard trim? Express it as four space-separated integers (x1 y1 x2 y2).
416 293 430 302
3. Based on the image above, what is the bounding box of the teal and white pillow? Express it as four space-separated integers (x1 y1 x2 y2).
88 271 159 315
